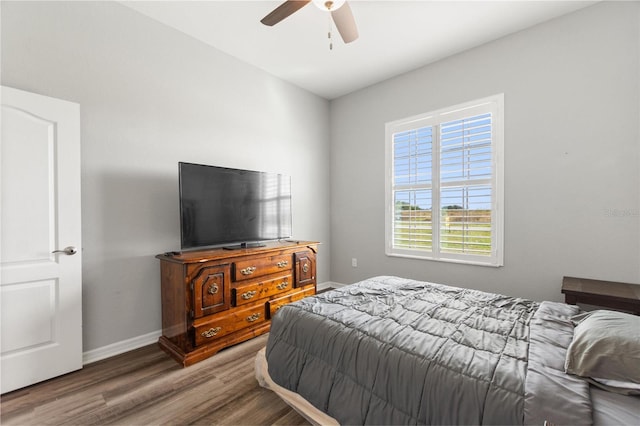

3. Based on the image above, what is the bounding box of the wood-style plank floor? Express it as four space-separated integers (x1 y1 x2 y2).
0 334 310 425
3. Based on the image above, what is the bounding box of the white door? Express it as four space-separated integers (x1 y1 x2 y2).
1 86 82 394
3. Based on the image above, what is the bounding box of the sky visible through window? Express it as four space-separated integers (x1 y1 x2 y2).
393 113 492 212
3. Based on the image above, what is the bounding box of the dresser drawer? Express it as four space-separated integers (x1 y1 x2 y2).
193 304 266 347
233 254 292 281
267 287 316 318
233 274 292 306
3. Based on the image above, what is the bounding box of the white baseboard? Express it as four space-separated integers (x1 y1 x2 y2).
83 282 346 365
318 281 347 290
83 329 162 365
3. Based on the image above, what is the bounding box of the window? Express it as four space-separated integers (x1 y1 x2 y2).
385 94 504 266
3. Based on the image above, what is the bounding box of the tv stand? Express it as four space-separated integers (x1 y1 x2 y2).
223 242 267 250
156 240 318 366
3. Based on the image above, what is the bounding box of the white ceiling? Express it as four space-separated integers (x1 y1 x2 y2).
121 0 597 100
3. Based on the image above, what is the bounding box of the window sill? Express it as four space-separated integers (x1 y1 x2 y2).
385 251 503 268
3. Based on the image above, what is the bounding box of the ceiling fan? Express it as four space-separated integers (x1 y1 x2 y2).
261 0 359 45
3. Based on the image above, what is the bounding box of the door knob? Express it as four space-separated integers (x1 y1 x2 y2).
52 246 77 256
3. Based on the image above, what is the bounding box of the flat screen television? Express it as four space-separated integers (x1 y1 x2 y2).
179 162 292 250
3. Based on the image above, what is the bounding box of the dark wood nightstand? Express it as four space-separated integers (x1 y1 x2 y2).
562 276 640 315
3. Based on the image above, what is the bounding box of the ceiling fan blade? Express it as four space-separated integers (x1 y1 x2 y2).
261 0 311 26
331 1 358 43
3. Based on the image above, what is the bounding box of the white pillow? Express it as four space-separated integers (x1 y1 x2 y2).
565 310 640 395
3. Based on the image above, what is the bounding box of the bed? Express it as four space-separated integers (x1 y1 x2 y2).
255 276 640 425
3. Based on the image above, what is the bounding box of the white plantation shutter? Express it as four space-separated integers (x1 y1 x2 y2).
439 113 493 257
393 127 433 250
385 94 504 266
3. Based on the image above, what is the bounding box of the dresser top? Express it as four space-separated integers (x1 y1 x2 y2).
157 240 319 264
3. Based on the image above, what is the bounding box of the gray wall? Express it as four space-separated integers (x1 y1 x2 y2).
1 1 331 352
330 1 640 302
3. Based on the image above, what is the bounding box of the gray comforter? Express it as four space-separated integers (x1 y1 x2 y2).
266 276 591 425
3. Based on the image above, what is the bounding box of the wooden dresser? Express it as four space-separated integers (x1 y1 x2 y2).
156 240 318 366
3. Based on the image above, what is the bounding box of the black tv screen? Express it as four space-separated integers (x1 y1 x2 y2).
179 162 292 250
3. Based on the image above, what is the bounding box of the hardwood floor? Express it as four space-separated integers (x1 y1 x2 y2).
0 334 309 425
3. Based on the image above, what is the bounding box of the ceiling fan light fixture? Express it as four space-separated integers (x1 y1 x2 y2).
261 0 358 45
312 0 346 12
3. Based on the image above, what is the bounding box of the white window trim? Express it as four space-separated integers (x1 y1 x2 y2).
385 94 504 267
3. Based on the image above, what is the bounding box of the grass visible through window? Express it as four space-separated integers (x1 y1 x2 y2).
394 209 491 255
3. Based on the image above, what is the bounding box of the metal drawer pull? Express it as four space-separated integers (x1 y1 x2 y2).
240 266 256 275
241 290 257 300
201 327 222 338
277 260 289 268
246 313 261 323
207 284 219 295
302 263 309 273
276 281 289 290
